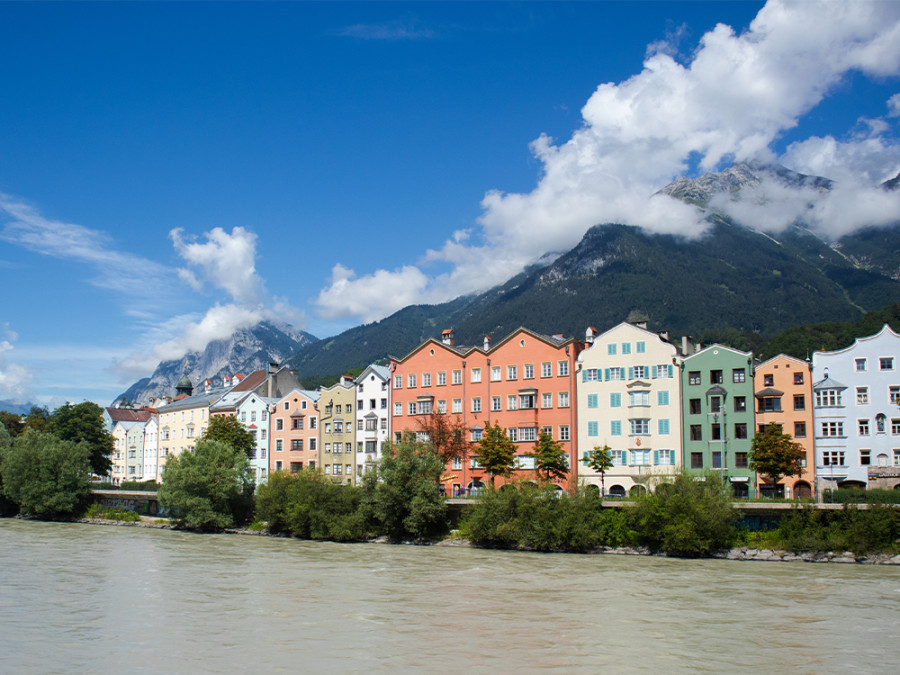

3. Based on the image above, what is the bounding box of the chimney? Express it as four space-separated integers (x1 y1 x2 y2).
585 326 597 344
267 361 279 398
682 336 691 356
483 335 491 350
441 329 454 346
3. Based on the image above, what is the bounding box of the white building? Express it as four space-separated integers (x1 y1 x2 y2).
144 416 159 482
812 324 900 493
354 364 391 478
236 393 277 484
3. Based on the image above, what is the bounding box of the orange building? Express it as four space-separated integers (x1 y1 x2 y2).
753 354 815 498
269 388 320 475
390 328 585 495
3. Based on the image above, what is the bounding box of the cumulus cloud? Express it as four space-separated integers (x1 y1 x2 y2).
0 327 32 402
317 0 900 324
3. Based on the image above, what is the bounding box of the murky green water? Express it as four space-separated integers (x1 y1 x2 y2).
1 520 897 673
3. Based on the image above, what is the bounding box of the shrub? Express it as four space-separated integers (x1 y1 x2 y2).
823 488 900 504
774 504 900 555
627 471 737 557
120 480 160 492
83 503 141 522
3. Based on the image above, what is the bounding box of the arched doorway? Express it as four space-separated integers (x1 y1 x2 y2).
838 480 866 490
629 485 647 497
584 484 600 496
608 484 626 498
467 479 484 497
793 481 812 499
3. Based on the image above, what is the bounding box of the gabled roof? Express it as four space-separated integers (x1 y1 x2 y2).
812 374 847 390
355 363 390 384
683 343 753 362
391 326 578 364
231 369 267 392
813 323 900 358
106 408 154 423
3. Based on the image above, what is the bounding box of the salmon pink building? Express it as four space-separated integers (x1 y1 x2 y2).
390 328 585 495
753 354 815 498
269 389 320 475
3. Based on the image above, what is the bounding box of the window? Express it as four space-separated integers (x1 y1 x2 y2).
712 452 722 469
452 370 462 385
276 418 284 431
895 450 900 467
734 423 747 439
690 399 702 414
491 366 501 381
452 457 462 470
471 428 483 442
763 373 774 387
821 422 844 437
587 394 598 408
365 419 377 431
823 451 845 466
422 373 431 387
583 369 599 382
860 449 871 466
394 375 402 389
541 426 553 438
733 396 746 413
507 395 518 411
657 391 670 406
393 402 402 416
792 395 806 411
711 423 722 441
292 418 304 431
880 357 894 371
758 397 782 413
691 452 703 469
291 439 303 451
471 368 481 383
690 425 702 441
310 418 317 430
631 449 650 466
892 419 900 435
610 450 626 465
275 439 283 451
608 344 617 356
856 358 867 371
630 419 649 435
794 372 804 385
336 405 342 414
559 425 570 441
542 393 552 408
733 369 746 383
608 367 625 381
621 342 631 355
890 386 900 405
857 387 869 404
710 396 721 413
610 421 622 436
452 399 462 413
333 464 342 475
610 393 621 408
689 371 701 385
658 419 670 435
587 421 599 437
558 392 570 408
408 402 416 415
471 397 482 413
558 361 569 377
408 374 417 388
655 449 674 466
333 442 342 454
636 341 646 354
652 364 674 379
540 362 552 378
519 427 538 442
524 364 534 379
794 422 807 438
507 365 517 380
735 452 748 468
491 396 501 412
815 389 842 407
859 419 870 436
710 370 723 384
629 391 650 407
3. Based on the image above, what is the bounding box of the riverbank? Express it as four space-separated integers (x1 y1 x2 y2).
67 515 900 565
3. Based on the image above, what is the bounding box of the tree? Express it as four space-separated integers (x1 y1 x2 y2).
582 445 614 496
0 423 16 515
25 406 50 432
528 431 569 483
416 411 471 464
158 439 254 531
370 434 448 541
750 423 805 498
199 414 256 458
0 411 24 437
0 429 93 517
48 401 114 477
473 421 517 487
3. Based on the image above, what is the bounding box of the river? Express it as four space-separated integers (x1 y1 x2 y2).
0 520 897 673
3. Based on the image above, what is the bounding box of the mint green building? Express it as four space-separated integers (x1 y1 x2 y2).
681 344 756 497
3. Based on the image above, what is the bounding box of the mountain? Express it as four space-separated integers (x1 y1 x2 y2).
116 321 317 406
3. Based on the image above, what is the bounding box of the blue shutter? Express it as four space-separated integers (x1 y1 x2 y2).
651 365 658 379
667 365 674 378
604 368 611 381
627 366 634 380
670 449 676 465
653 450 659 465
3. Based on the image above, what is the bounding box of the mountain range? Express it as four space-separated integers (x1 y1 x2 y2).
117 162 900 405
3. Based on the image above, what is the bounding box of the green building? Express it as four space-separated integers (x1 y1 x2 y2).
681 344 756 497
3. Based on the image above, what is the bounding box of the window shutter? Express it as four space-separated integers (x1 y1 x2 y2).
669 449 676 465
604 368 611 381
667 365 674 378
653 450 659 465
651 365 658 379
628 366 634 380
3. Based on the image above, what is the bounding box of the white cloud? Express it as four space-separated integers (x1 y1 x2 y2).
334 18 436 41
0 332 32 403
889 93 900 118
316 0 900 324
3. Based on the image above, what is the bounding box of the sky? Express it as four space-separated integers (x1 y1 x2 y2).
1 1 899 408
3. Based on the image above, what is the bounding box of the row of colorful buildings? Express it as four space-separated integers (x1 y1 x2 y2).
104 321 900 499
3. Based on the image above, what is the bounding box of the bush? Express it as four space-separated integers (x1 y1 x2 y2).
255 469 369 541
158 440 255 531
823 488 900 504
775 504 900 555
461 483 633 552
628 471 737 557
120 480 160 492
0 429 93 518
83 503 142 522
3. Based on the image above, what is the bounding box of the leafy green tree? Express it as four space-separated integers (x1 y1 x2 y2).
750 423 805 498
370 434 448 541
0 411 24 437
474 421 517 487
628 470 737 557
199 414 256 458
25 406 50 432
582 445 614 496
416 411 471 464
158 439 254 531
48 401 114 477
0 423 16 515
528 431 569 483
0 429 93 517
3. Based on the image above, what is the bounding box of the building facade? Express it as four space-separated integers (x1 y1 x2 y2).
576 322 683 496
681 345 756 497
812 324 900 492
319 377 357 485
354 364 391 479
270 389 320 475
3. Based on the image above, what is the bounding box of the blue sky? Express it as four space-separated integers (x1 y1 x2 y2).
1 1 899 408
